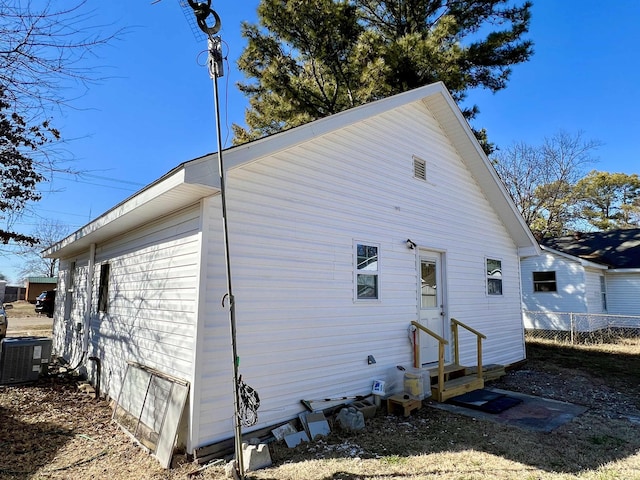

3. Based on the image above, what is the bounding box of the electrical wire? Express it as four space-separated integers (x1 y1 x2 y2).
76 173 145 187
238 376 260 427
220 38 232 148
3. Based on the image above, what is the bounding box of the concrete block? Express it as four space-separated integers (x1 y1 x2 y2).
352 400 377 419
242 442 272 471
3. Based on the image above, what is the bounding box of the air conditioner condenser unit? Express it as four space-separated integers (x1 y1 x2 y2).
0 336 52 385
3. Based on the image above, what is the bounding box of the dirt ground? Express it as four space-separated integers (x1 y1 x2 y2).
2 317 640 479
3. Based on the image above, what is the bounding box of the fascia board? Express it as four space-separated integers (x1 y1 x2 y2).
44 167 219 258
423 89 539 253
607 268 640 274
518 245 542 258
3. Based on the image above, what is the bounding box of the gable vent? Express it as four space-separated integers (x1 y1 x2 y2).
413 156 426 180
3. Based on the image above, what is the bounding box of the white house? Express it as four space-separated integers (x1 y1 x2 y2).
521 229 640 331
44 82 539 461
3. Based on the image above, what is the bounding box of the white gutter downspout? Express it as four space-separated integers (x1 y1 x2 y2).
83 243 96 353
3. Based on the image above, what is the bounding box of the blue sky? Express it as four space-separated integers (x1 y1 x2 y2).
2 0 639 283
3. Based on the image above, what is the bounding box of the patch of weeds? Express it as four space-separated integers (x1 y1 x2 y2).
380 455 406 466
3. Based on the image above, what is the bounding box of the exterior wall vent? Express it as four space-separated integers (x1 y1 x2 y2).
413 156 426 181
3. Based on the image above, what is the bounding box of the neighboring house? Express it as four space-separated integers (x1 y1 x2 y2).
521 229 640 331
44 82 539 458
25 277 57 303
4 285 26 303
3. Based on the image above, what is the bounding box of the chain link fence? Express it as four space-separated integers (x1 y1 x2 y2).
524 310 640 344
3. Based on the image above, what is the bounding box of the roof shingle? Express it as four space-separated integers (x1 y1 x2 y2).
542 229 640 269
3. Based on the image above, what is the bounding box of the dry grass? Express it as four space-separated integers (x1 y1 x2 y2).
1 339 640 479
244 338 640 480
251 396 640 480
4 301 39 318
3 301 52 337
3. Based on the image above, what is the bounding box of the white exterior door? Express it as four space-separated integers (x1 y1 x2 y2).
418 251 445 364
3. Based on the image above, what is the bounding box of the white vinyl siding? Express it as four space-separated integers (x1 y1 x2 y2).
57 206 203 402
194 101 526 447
521 252 588 314
606 272 640 315
584 268 605 313
52 258 89 366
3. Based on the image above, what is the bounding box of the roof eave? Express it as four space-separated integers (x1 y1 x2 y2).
608 268 640 274
45 160 219 259
45 82 539 259
421 88 539 255
540 245 609 269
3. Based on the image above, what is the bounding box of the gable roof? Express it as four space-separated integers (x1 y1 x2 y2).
542 228 640 269
45 82 539 259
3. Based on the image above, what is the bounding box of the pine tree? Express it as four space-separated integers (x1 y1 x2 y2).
575 171 640 230
234 0 533 152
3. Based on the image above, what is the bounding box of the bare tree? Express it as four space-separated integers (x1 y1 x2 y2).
16 219 70 280
0 1 120 245
0 0 119 113
493 131 601 238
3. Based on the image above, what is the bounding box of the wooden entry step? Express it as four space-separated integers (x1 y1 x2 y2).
465 363 506 382
427 363 468 384
431 375 484 402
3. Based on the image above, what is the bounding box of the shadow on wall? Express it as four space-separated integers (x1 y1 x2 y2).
76 240 195 403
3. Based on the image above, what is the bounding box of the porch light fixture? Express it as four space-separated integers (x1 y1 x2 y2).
406 239 417 250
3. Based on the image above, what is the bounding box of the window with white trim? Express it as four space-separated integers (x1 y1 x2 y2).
533 271 557 292
355 243 379 300
486 258 502 295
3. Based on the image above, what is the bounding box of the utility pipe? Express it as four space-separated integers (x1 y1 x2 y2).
83 243 96 353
